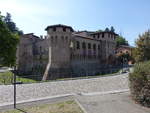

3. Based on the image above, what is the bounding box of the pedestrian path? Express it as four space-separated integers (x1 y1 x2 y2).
0 73 128 105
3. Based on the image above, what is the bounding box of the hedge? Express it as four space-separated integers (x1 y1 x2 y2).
129 61 150 107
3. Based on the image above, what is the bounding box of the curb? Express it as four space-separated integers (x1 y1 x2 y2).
0 93 75 107
75 99 88 113
0 89 130 108
81 89 129 96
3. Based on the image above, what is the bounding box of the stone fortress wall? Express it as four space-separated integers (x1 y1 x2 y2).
17 24 118 80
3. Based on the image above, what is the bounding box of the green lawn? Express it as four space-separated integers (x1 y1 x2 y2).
0 100 84 113
0 69 122 85
0 71 37 85
56 70 121 81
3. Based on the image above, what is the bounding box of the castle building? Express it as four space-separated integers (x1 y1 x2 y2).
17 24 118 80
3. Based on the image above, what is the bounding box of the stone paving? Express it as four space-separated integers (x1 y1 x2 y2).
76 92 150 113
0 73 129 105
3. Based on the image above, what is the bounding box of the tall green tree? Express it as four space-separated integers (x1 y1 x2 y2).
133 30 150 62
117 52 133 64
105 27 110 32
110 26 115 33
0 12 19 66
116 36 129 47
96 29 103 32
4 13 23 35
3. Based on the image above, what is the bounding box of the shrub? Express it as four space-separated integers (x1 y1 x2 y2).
129 61 150 107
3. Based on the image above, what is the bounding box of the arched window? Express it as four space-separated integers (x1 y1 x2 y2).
93 44 96 58
88 43 91 49
53 27 56 32
82 42 86 49
65 36 68 42
63 27 66 32
98 45 100 50
102 33 104 38
93 35 95 38
51 36 53 42
97 34 100 38
76 41 80 49
98 45 101 58
93 44 96 51
40 46 42 53
55 36 57 44
61 36 64 42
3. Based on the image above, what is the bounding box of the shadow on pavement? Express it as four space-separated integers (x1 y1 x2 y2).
16 108 27 113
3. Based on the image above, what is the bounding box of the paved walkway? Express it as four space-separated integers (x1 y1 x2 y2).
76 92 150 113
0 73 128 105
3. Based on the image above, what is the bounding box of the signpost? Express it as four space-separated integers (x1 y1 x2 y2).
13 66 23 109
13 66 16 108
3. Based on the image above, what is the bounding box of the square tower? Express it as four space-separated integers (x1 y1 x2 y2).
43 24 74 80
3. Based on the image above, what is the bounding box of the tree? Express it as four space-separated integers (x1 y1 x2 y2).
105 27 110 32
116 36 129 47
4 13 23 35
110 26 115 33
0 12 19 66
117 52 133 64
133 30 150 62
96 29 103 32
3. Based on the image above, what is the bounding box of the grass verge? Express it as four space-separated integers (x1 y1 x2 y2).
0 71 37 85
0 100 84 113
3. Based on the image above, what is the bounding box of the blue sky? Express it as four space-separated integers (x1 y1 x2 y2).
0 0 150 46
